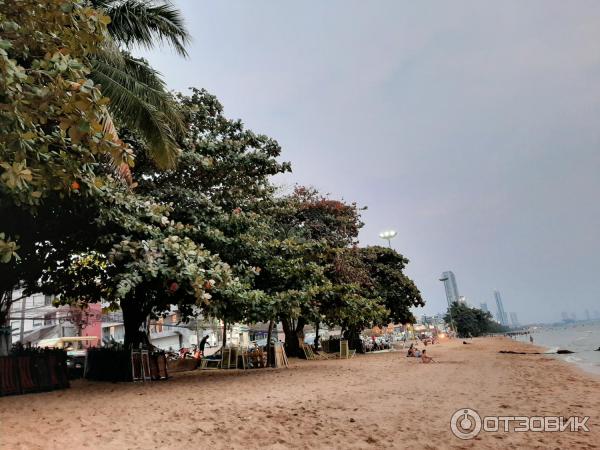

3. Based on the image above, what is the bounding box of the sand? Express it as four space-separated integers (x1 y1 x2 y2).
1 337 599 449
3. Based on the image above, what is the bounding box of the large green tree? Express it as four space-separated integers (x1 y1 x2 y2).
358 246 424 325
0 0 133 354
444 302 505 337
37 88 292 348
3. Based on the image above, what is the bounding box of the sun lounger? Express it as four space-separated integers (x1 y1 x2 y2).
340 340 356 359
200 357 221 369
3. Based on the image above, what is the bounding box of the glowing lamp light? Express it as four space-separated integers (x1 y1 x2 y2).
379 230 397 240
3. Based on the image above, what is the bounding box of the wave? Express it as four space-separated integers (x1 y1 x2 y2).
544 346 559 354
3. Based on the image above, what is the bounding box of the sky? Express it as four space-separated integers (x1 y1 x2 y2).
140 0 600 324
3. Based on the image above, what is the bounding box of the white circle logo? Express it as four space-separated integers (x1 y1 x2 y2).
450 408 482 440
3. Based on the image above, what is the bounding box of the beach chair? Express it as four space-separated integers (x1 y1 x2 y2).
303 344 327 360
221 347 233 369
301 344 315 360
340 340 356 359
200 357 221 370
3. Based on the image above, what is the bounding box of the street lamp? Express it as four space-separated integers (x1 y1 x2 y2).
379 229 397 350
378 229 397 248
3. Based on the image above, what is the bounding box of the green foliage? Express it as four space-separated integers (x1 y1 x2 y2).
444 302 506 337
357 246 424 324
92 0 190 56
0 0 427 351
0 0 132 205
0 0 134 269
90 0 190 169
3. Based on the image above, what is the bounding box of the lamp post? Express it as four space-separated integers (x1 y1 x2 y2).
378 230 397 249
378 230 397 349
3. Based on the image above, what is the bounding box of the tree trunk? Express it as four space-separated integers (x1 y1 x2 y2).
0 290 13 356
282 317 306 358
266 319 274 367
314 322 320 350
121 300 151 349
344 328 364 354
222 320 227 348
0 325 10 357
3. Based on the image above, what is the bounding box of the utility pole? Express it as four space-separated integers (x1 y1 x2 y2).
19 294 26 343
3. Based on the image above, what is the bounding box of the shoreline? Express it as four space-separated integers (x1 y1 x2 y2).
1 337 599 449
512 331 600 378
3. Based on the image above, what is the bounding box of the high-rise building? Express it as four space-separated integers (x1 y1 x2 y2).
494 290 509 326
584 310 591 321
509 312 520 328
480 302 489 313
440 271 460 307
561 311 569 322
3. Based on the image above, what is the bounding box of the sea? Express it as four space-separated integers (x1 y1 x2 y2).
514 321 600 376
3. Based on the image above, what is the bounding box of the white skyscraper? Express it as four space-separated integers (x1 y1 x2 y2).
440 271 460 307
494 290 509 326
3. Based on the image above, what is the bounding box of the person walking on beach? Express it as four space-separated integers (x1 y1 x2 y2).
530 335 534 344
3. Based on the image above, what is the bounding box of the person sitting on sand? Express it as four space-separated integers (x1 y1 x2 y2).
415 349 422 358
406 344 415 357
421 349 434 363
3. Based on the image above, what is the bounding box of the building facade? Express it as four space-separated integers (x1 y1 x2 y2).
440 271 460 307
494 290 509 326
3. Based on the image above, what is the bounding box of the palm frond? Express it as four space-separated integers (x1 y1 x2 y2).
94 0 190 57
91 55 183 168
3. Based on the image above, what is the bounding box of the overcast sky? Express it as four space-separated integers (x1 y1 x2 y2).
140 0 600 324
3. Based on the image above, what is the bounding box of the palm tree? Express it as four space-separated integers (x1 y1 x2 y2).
90 0 191 169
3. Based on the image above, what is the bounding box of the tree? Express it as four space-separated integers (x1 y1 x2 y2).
444 302 505 337
129 88 293 342
0 0 132 354
358 246 424 325
90 0 190 168
37 87 292 348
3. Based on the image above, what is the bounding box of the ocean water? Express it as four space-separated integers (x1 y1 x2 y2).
514 322 600 376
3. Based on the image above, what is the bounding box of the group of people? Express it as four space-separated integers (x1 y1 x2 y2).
406 343 435 363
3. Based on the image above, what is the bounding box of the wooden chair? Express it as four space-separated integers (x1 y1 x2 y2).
200 358 221 370
340 340 356 359
301 344 316 360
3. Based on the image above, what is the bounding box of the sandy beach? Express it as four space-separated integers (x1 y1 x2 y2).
1 337 598 449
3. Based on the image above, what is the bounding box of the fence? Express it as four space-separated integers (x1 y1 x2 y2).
85 347 168 382
0 350 69 397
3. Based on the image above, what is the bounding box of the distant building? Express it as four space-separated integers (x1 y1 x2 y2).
561 311 570 322
570 312 577 321
494 290 509 326
440 271 460 307
9 290 74 345
480 302 489 313
509 312 520 328
584 310 591 321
